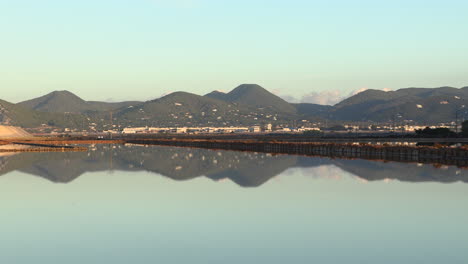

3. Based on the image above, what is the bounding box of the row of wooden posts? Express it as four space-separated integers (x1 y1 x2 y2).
0 146 89 153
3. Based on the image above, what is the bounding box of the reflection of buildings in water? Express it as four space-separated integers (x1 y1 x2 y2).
0 145 467 186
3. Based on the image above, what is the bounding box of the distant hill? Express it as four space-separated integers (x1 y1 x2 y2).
205 90 228 101
115 91 293 127
331 86 468 122
116 91 239 126
293 103 333 119
205 84 297 114
0 99 88 128
18 90 140 114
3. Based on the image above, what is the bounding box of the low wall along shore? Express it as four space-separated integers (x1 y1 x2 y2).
126 139 468 167
3 134 468 167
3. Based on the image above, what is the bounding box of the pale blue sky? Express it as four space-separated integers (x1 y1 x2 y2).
1 0 467 103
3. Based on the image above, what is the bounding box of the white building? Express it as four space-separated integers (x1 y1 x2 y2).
122 127 148 134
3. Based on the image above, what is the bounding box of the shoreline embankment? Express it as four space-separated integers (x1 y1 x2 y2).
125 138 468 167
4 136 468 167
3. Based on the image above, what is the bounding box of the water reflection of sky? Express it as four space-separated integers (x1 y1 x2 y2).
0 146 467 263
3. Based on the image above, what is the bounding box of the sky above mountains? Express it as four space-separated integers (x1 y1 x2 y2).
1 0 467 103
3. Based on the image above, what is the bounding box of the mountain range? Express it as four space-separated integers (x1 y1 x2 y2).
1 84 468 129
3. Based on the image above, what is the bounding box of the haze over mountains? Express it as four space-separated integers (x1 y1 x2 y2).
1 84 468 129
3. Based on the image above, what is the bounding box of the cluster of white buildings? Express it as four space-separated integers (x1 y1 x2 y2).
363 124 451 132
121 124 322 134
122 126 263 134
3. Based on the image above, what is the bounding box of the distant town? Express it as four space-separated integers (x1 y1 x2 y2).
31 122 458 137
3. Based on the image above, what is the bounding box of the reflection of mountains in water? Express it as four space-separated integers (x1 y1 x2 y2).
0 145 467 186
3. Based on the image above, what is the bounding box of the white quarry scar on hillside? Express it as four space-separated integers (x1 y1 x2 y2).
0 126 31 138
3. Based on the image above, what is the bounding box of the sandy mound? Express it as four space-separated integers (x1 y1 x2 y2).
0 126 31 138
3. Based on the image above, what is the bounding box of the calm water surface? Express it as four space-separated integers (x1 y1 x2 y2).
0 145 467 264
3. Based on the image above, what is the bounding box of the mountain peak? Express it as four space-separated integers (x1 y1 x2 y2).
235 83 264 89
159 91 200 100
204 90 228 101
206 90 226 95
51 90 75 95
48 90 84 101
18 90 87 113
219 84 297 113
230 84 267 94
